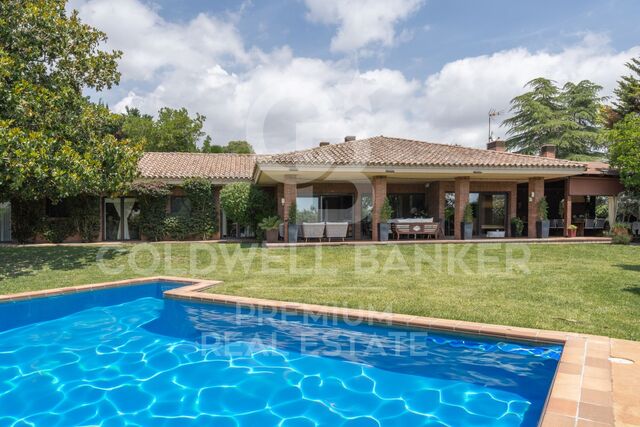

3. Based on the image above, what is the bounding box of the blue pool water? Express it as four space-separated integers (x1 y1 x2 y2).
0 282 561 426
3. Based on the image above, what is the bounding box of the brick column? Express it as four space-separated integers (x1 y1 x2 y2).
372 176 387 241
563 178 572 237
528 177 545 238
283 175 297 242
453 177 470 240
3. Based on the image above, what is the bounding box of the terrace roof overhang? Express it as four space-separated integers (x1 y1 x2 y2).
254 163 587 185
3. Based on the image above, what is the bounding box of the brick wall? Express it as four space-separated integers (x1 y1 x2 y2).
453 177 470 239
372 176 387 241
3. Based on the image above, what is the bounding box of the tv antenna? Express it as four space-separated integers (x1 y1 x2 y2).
488 109 502 142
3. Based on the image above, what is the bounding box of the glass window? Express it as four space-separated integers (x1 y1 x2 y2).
171 196 191 216
296 196 320 222
387 193 426 218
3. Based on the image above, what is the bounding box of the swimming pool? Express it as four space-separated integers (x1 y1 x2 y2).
0 281 561 426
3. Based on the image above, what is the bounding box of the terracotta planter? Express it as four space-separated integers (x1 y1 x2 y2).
265 229 278 243
567 228 577 238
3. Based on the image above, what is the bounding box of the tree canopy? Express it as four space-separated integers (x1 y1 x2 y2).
121 107 206 152
122 107 255 154
609 114 640 190
0 0 141 201
613 57 640 119
606 56 640 191
201 139 255 154
502 78 605 159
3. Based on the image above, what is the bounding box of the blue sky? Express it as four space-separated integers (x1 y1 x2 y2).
71 0 640 152
147 0 640 77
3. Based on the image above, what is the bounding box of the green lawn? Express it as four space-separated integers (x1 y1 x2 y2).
1 242 639 340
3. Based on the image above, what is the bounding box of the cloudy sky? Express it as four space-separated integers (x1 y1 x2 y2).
69 0 640 153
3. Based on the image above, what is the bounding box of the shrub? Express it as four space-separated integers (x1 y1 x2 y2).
595 203 608 219
11 198 45 243
288 201 297 224
67 195 100 242
537 197 549 221
612 234 632 245
41 218 74 243
162 215 189 240
220 182 252 226
510 217 524 236
258 215 281 231
380 197 394 223
183 178 217 240
131 182 170 241
220 183 275 237
463 203 474 223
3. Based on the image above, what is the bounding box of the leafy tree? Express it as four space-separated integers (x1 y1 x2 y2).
201 136 225 153
0 0 141 202
225 140 254 154
608 114 640 190
201 138 255 154
122 107 206 152
503 78 605 159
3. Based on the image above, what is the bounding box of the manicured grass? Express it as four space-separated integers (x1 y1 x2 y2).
0 242 638 340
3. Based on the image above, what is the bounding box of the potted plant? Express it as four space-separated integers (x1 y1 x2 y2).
287 201 298 242
378 197 393 241
461 203 474 240
536 197 550 238
258 215 281 243
611 222 630 237
510 217 524 237
567 224 577 238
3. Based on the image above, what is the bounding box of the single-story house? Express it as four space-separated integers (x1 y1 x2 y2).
0 136 625 243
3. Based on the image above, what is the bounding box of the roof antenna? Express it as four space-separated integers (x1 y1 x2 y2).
488 109 502 142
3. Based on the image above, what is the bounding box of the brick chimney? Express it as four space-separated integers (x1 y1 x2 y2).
540 144 556 158
344 135 356 142
319 141 330 147
487 139 505 152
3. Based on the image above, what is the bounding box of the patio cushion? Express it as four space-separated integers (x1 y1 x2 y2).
325 222 349 239
302 222 325 239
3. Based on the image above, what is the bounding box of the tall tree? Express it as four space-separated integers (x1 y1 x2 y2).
503 78 604 159
0 0 141 201
613 56 640 119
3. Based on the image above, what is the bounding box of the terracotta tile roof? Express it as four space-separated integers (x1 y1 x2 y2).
259 136 586 169
138 152 258 180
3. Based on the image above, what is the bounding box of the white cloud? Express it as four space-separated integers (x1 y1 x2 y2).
70 0 250 81
304 0 424 53
71 0 640 153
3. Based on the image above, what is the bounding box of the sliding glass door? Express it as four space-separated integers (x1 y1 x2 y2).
443 191 508 237
104 198 141 241
296 194 355 237
470 192 508 236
